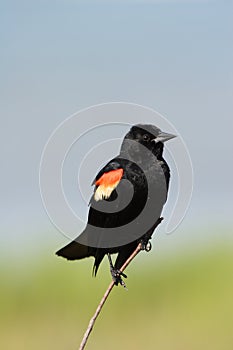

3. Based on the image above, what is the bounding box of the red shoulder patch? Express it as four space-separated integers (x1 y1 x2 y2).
95 168 124 187
94 168 123 201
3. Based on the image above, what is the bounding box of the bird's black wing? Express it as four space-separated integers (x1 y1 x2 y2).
56 158 137 271
81 157 149 274
87 157 148 231
56 159 124 261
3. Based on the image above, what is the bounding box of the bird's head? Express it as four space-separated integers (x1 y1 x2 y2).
121 124 176 158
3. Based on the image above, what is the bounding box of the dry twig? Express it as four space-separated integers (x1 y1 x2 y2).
78 217 163 350
78 243 142 350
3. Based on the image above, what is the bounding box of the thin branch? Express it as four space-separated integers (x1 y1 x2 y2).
78 217 163 350
78 243 142 350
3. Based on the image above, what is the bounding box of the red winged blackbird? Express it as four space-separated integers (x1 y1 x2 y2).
56 124 175 286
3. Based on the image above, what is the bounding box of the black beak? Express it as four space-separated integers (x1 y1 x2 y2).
155 131 176 143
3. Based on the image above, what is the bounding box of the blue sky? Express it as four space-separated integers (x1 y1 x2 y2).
1 1 232 256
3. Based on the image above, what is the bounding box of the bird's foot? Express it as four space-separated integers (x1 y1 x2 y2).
110 267 127 288
107 253 127 288
140 238 152 252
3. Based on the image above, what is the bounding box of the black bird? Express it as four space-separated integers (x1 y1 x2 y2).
56 124 175 286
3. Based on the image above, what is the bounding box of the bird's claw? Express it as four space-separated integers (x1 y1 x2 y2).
140 238 152 252
110 267 127 288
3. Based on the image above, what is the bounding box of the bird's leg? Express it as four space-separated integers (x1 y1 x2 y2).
107 253 127 287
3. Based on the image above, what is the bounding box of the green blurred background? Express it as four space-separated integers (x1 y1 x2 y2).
1 230 233 349
1 1 232 349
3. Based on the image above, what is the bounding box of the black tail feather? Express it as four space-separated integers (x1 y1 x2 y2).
56 240 92 261
92 250 105 276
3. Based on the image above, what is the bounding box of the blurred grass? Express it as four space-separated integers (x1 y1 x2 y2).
1 239 233 350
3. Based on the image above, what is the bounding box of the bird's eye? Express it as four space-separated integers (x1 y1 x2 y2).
143 134 150 141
